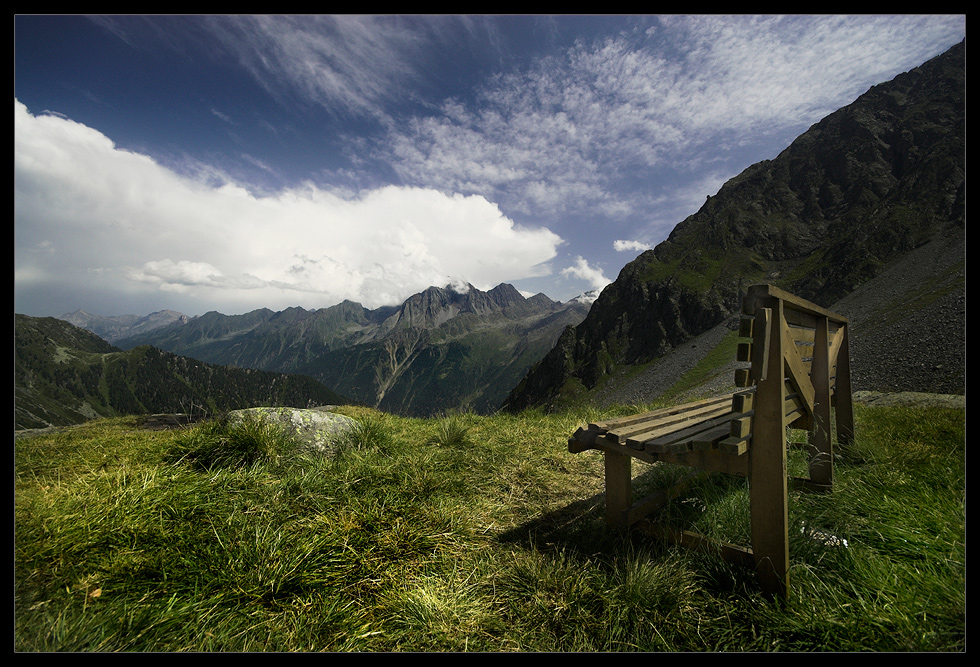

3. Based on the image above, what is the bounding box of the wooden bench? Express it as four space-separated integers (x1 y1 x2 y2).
568 284 854 597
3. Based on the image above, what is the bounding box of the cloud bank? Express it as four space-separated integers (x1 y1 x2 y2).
14 100 562 314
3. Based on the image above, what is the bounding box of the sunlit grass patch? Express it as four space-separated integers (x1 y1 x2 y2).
14 402 965 651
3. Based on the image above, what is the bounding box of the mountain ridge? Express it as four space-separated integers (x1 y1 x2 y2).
111 282 591 416
503 40 964 412
59 308 191 344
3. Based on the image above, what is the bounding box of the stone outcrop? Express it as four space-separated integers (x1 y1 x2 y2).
226 406 358 454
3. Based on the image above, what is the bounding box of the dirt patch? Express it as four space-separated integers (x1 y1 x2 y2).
852 391 965 410
137 413 208 430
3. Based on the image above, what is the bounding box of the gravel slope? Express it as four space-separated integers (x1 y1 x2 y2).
830 226 965 396
592 226 965 407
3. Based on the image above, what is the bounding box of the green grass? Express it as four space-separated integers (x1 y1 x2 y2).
14 402 965 651
658 328 742 403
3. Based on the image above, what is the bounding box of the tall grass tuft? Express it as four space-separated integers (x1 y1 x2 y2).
336 413 396 455
165 413 297 470
427 412 473 449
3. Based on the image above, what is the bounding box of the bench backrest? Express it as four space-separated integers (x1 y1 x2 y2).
734 284 853 445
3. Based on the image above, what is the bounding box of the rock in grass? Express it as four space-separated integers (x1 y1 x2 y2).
226 406 358 454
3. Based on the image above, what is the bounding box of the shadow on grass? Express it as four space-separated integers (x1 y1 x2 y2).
496 467 676 554
494 466 763 597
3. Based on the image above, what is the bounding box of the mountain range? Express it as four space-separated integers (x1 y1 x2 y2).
58 309 191 344
110 282 591 417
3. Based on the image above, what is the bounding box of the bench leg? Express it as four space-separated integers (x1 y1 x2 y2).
604 450 632 528
810 316 833 487
749 429 791 598
750 298 791 598
835 325 855 445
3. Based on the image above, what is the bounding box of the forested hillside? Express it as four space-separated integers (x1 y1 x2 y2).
15 314 348 430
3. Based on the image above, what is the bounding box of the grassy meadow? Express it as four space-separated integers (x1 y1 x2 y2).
14 401 965 651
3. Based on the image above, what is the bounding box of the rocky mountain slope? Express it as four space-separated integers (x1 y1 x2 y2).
15 314 348 430
504 41 964 412
580 221 964 410
115 282 590 417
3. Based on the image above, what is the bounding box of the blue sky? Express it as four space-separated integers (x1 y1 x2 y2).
15 15 965 317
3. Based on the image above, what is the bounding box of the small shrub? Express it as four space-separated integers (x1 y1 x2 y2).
427 413 472 449
338 415 395 454
167 413 296 470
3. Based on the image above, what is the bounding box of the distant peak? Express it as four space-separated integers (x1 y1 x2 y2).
567 290 600 305
446 279 473 295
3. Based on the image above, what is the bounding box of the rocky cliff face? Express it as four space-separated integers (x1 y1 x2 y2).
504 41 964 412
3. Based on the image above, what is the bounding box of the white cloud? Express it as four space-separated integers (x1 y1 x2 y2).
381 15 963 223
560 256 611 293
614 240 651 253
93 15 436 121
200 15 471 121
14 100 562 313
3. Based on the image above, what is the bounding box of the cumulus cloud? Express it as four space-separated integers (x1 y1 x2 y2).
560 256 611 293
14 100 562 313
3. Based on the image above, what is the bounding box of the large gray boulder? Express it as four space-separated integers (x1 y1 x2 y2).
226 406 358 454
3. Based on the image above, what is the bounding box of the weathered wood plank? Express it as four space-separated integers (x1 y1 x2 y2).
604 451 632 527
787 326 815 344
732 389 755 413
718 435 750 456
834 323 855 444
746 284 849 323
692 424 737 451
784 389 813 429
781 319 815 413
810 315 833 487
751 307 772 381
657 448 749 476
608 407 731 444
739 316 754 338
636 521 756 569
590 394 733 433
621 406 733 450
634 411 735 451
729 411 753 439
750 294 791 598
827 325 845 370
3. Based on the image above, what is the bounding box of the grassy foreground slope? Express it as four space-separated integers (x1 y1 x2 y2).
15 401 964 652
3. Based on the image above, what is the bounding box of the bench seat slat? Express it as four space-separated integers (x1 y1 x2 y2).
637 411 739 453
591 394 733 433
718 435 750 456
608 404 733 446
693 424 738 451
